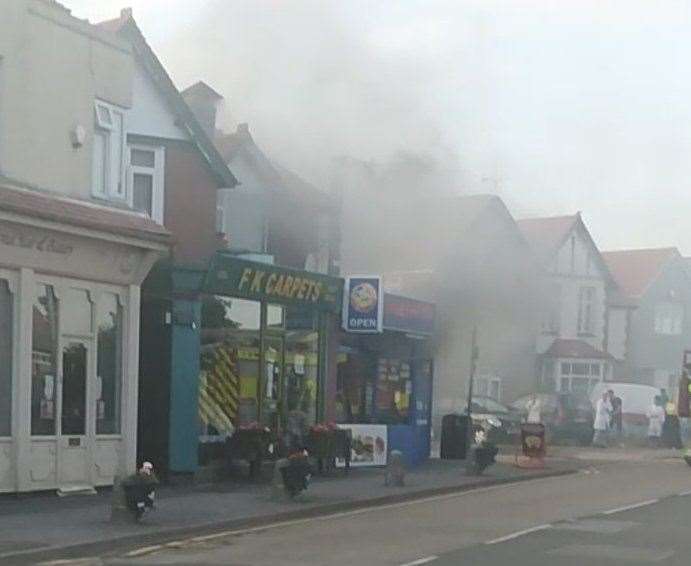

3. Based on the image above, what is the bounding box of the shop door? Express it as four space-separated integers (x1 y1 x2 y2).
412 359 433 463
57 340 91 487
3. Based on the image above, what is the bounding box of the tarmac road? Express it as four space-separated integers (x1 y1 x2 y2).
73 454 691 566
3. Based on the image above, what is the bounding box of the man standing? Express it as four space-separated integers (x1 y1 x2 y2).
610 391 623 441
647 396 665 448
593 391 612 447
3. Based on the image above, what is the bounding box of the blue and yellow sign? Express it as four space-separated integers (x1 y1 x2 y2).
343 276 383 333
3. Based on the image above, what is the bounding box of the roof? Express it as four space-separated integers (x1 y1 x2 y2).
602 247 680 298
96 10 237 188
0 182 171 245
216 124 335 209
516 214 579 263
181 81 224 101
544 338 613 360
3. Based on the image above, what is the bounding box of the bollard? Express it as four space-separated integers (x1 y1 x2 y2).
271 458 290 499
110 475 133 524
385 450 405 487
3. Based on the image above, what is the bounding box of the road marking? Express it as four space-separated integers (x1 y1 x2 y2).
399 556 438 566
678 489 691 497
126 479 558 556
602 499 658 515
484 524 551 545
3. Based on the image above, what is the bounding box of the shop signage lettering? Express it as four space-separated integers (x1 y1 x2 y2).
238 268 323 302
205 255 343 312
0 227 73 255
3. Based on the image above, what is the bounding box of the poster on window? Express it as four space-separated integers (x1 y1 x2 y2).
336 424 388 467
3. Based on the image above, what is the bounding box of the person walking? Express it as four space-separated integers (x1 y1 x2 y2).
593 391 612 447
647 395 665 448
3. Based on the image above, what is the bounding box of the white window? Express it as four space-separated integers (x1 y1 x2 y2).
92 100 126 200
127 145 165 223
474 376 502 401
557 359 603 392
578 286 596 334
654 302 683 335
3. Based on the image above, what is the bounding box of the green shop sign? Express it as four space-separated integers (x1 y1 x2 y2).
205 254 344 312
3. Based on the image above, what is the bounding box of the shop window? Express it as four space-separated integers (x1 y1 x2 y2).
376 358 412 425
62 288 92 335
31 285 58 436
267 304 284 329
0 280 12 437
127 145 165 223
96 294 122 434
92 100 126 201
336 353 371 424
285 316 319 425
199 296 261 442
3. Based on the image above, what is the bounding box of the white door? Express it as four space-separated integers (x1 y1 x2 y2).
57 340 91 488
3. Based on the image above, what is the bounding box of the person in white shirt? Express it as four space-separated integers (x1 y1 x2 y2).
647 395 665 447
593 391 612 447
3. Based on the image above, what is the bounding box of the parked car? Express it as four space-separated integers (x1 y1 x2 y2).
589 382 660 438
462 396 523 442
510 392 595 445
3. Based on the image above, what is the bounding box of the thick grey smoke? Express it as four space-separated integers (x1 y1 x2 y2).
65 0 691 253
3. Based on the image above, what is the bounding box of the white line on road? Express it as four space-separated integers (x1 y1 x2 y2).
484 524 551 545
399 556 439 566
602 499 658 515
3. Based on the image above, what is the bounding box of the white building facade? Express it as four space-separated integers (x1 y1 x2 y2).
0 1 173 493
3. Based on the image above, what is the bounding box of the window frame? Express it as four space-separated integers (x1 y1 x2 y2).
92 100 127 201
0 270 17 439
127 144 165 224
654 301 684 336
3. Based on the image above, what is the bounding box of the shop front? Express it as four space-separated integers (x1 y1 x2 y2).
0 189 167 493
336 293 435 467
195 254 343 469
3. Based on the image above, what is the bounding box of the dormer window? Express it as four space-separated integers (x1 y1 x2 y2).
92 100 126 200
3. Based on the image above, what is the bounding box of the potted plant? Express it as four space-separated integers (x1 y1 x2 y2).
468 429 498 475
228 422 273 478
281 450 312 497
307 422 337 472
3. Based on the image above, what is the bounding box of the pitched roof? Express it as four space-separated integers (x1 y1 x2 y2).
544 338 613 360
181 81 224 101
515 214 579 262
602 247 680 299
96 10 237 188
216 124 335 209
0 182 170 245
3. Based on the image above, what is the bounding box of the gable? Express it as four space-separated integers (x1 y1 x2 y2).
551 221 607 280
127 63 188 141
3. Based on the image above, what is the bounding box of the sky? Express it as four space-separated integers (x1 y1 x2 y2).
63 0 691 254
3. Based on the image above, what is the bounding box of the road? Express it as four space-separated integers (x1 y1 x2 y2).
57 455 691 566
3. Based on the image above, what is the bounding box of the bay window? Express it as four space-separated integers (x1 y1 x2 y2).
0 280 12 437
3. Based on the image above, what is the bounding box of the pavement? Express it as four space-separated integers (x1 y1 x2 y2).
65 447 691 566
0 452 577 565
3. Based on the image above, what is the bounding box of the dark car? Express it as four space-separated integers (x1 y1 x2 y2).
510 392 594 445
463 396 523 442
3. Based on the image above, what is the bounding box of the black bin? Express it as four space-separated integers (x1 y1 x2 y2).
440 413 469 459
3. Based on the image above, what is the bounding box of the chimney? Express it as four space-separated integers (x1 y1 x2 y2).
181 81 224 139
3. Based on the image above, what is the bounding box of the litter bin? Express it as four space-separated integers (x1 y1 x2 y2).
440 414 469 459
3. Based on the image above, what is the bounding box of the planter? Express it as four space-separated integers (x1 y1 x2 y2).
468 443 498 476
281 453 312 497
307 423 342 474
227 425 273 479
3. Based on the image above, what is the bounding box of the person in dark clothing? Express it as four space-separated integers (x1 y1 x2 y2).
610 394 623 437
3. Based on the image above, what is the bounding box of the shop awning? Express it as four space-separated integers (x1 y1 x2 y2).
383 293 435 336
